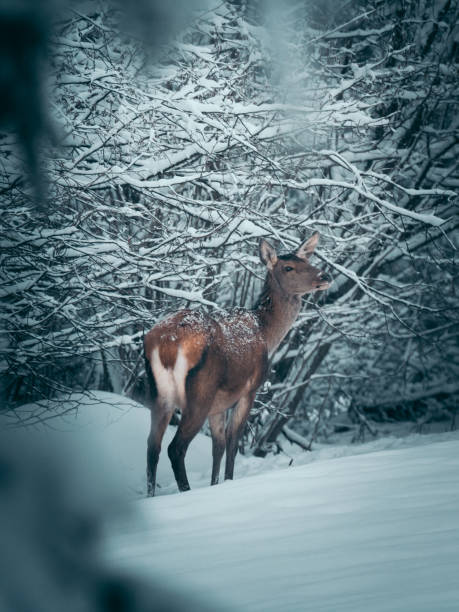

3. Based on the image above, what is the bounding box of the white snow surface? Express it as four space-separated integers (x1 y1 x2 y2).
10 391 459 611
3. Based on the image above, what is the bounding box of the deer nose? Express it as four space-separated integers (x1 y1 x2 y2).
319 272 331 283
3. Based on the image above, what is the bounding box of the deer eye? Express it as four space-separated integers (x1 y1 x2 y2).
284 266 294 272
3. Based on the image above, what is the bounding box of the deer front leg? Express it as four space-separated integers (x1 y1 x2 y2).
209 412 226 485
225 391 255 481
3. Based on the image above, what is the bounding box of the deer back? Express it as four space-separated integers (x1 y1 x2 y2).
144 308 268 410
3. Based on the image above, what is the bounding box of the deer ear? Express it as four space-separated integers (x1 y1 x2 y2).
259 238 278 270
296 232 319 259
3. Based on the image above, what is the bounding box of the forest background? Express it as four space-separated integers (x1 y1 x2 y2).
1 0 458 454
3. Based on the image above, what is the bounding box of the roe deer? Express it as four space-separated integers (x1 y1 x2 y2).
144 233 331 495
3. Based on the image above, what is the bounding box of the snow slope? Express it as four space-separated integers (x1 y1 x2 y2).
8 392 459 611
6 391 213 498
107 439 459 612
9 391 459 499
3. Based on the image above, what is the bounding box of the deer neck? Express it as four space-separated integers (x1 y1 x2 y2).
253 273 302 356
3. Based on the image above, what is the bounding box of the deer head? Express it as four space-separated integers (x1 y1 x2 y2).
259 233 331 295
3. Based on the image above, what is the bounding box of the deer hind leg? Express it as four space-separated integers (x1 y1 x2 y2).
209 412 226 485
145 346 182 496
167 404 211 492
225 391 255 481
147 400 174 496
168 361 219 492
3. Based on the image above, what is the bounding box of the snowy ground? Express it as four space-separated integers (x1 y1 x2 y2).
108 439 459 612
7 392 459 611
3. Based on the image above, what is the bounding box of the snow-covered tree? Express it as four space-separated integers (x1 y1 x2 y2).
1 0 457 449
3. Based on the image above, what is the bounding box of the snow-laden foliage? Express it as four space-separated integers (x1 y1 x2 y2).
1 1 457 448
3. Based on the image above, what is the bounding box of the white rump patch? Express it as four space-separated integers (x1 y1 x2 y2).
151 346 188 411
173 346 188 408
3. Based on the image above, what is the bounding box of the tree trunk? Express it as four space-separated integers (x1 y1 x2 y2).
253 342 331 457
